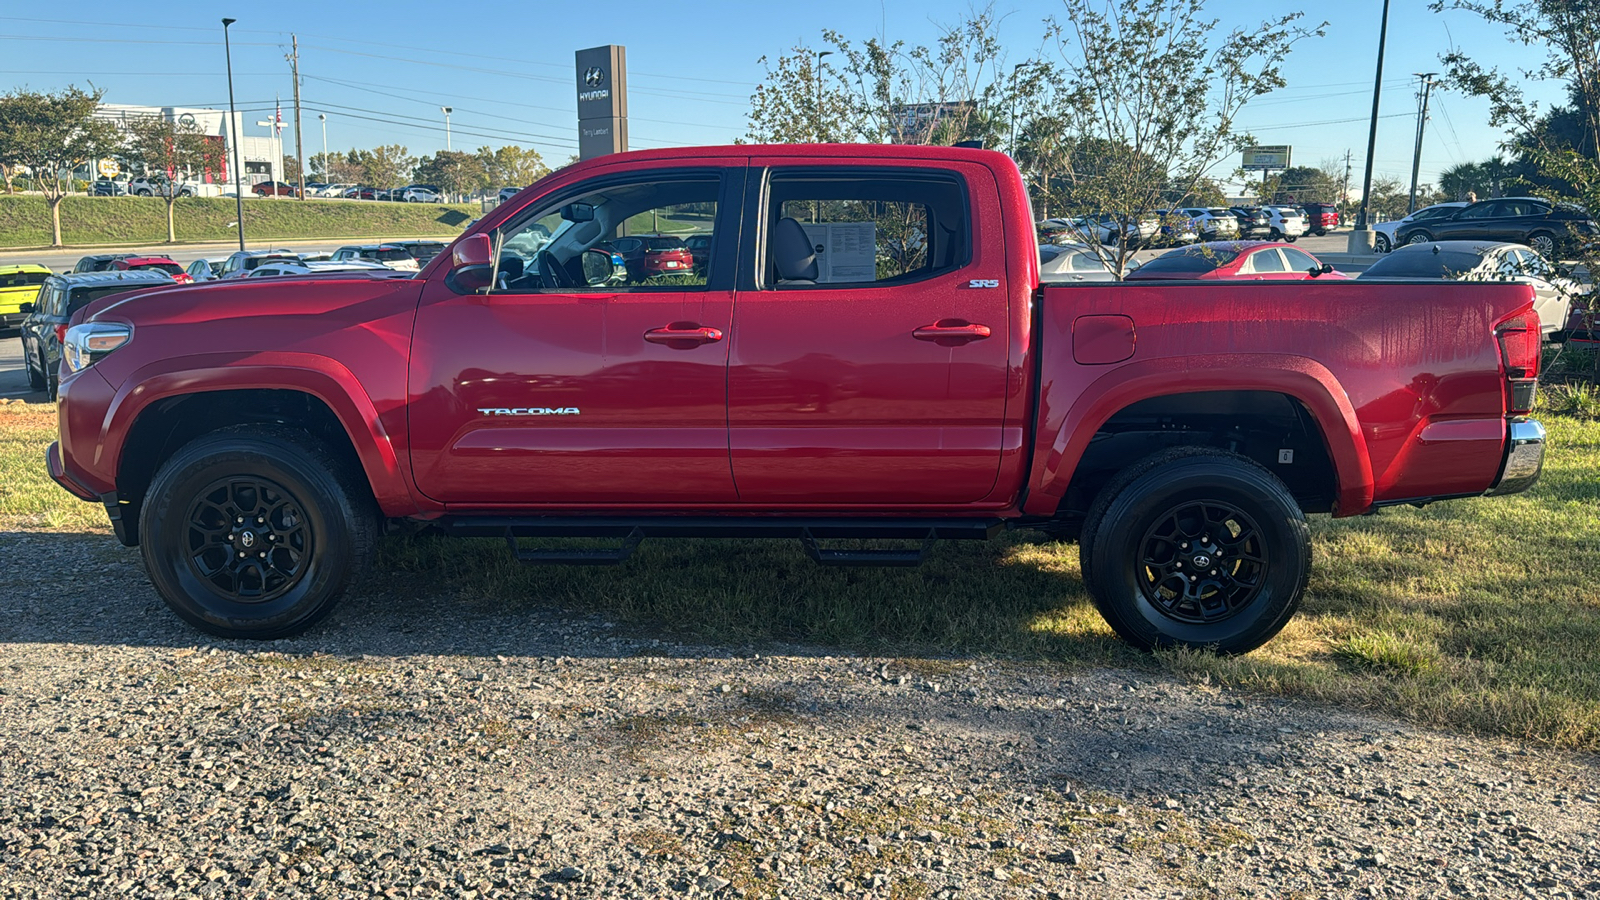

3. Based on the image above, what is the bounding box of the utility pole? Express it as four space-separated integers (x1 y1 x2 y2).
221 17 245 252
288 36 306 200
1407 73 1437 214
1349 0 1391 252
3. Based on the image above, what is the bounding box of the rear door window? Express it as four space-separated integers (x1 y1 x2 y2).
762 168 969 286
1244 249 1287 273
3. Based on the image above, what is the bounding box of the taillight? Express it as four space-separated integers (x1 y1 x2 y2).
54 324 67 344
1495 308 1541 414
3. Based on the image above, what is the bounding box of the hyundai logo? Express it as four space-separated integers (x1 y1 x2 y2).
583 67 606 88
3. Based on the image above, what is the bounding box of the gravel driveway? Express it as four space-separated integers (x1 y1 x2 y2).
2 530 1597 899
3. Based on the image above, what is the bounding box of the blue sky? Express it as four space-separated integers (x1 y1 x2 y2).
0 1 1565 192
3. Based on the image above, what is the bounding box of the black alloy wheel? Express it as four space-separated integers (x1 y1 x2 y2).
1080 448 1309 654
139 425 377 639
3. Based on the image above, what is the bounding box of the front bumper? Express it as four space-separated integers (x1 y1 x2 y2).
1486 419 1546 496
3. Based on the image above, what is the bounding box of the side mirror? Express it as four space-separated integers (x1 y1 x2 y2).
1309 263 1335 277
19 302 33 314
560 202 595 223
449 233 495 292
1556 265 1573 278
581 248 618 286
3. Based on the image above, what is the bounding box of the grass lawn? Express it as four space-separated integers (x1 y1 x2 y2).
0 195 479 249
3 392 1597 749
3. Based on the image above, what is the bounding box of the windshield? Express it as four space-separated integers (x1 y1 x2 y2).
1360 250 1485 278
0 271 49 288
1134 247 1238 274
362 248 411 262
403 243 445 259
66 284 159 314
131 263 183 275
645 237 685 251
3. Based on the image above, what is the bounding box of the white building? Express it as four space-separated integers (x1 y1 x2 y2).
89 104 286 195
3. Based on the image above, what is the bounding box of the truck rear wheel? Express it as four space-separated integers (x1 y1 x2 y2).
1080 448 1309 654
138 425 377 639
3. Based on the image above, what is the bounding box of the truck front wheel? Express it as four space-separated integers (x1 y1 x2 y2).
1080 449 1309 654
138 425 377 639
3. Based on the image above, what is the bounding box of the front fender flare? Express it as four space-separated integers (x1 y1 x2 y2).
102 351 425 517
1022 353 1374 517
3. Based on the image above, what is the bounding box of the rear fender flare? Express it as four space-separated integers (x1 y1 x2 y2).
103 351 426 516
1023 353 1373 517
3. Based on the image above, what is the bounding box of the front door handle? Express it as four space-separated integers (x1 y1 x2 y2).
913 319 992 346
644 323 724 349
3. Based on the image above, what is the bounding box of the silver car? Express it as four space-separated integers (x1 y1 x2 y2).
1358 240 1582 339
1039 243 1139 282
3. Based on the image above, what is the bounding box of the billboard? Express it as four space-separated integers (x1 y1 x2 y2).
1242 145 1291 171
575 45 628 160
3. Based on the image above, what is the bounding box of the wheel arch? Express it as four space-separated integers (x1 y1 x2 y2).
1023 354 1374 520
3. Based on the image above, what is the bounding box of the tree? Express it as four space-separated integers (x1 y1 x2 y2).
0 85 123 246
1037 0 1325 276
1259 165 1340 203
122 114 218 242
313 150 365 185
475 145 549 190
351 144 415 188
413 150 486 200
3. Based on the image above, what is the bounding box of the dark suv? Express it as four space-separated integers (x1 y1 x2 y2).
20 271 174 399
1396 197 1598 258
1227 207 1273 239
71 253 138 273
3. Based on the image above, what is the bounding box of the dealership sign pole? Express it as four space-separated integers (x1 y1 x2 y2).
575 46 628 161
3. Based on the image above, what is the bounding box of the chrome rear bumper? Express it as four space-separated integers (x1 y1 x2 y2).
1486 419 1546 497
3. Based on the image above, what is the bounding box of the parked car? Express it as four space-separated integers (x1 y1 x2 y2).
20 270 173 398
1394 197 1599 258
330 244 420 271
1264 206 1307 242
44 143 1547 656
342 186 380 200
603 234 696 281
319 183 357 198
71 253 138 274
246 260 400 277
683 233 713 273
1301 202 1340 236
128 176 197 198
90 177 128 197
1039 243 1130 282
1357 241 1578 340
497 186 522 203
185 258 224 282
1038 214 1157 247
1227 207 1273 239
0 264 53 333
401 184 443 203
386 240 448 266
1371 202 1468 254
251 181 297 197
109 256 193 284
1124 241 1347 281
1168 207 1240 240
218 249 300 279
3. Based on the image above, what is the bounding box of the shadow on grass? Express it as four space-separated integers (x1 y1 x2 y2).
433 209 474 228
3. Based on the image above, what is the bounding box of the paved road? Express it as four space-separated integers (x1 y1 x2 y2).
0 333 38 403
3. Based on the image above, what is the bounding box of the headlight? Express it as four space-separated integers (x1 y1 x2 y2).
63 322 132 374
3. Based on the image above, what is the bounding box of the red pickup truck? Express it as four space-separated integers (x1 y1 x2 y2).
47 144 1546 653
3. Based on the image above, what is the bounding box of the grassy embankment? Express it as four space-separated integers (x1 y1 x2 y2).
3 364 1598 749
0 195 478 248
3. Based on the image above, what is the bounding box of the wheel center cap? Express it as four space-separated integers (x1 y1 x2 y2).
238 531 257 550
1191 553 1211 568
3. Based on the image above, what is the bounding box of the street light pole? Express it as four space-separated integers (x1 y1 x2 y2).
815 50 832 143
442 107 452 151
1350 0 1391 252
222 18 243 248
318 113 327 180
1009 62 1028 157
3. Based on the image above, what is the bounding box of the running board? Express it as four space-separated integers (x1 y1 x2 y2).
435 516 1005 568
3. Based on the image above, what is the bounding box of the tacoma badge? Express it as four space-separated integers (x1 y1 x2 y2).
477 407 581 416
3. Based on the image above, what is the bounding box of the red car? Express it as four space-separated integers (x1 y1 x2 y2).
49 143 1543 654
1125 241 1349 281
604 235 696 281
251 181 296 197
1301 202 1340 236
109 256 193 284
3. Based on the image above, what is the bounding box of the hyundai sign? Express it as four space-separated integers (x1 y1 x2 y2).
576 45 628 160
1242 145 1291 171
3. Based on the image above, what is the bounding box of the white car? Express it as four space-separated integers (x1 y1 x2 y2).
1264 206 1307 241
1371 202 1469 253
184 258 223 282
1169 207 1239 240
402 186 443 203
330 244 421 271
128 176 197 198
1039 243 1139 282
319 183 357 198
246 260 396 277
1357 240 1580 339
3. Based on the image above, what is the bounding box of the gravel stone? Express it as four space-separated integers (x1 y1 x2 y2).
1 533 1598 898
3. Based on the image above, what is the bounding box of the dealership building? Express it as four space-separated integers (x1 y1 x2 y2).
88 104 286 194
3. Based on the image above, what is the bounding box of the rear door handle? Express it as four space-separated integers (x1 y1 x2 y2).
913 319 992 346
644 323 724 348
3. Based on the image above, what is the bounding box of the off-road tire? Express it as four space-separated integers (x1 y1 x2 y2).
139 425 378 639
1079 448 1309 654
